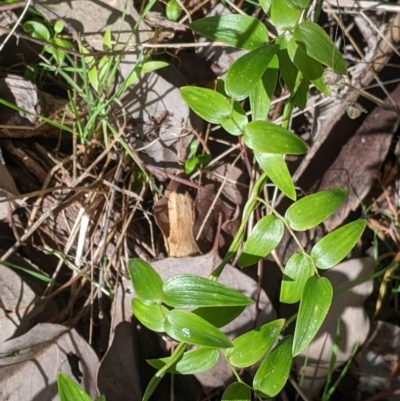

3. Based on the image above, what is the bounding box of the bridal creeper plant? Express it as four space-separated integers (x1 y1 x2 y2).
57 0 367 400
127 1 366 400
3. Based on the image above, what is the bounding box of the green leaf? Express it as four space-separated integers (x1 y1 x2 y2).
287 0 313 9
293 276 333 356
255 153 296 200
259 0 272 14
238 215 284 267
222 382 252 401
253 335 293 397
311 219 367 269
243 121 308 155
143 374 164 401
103 28 112 51
220 100 249 136
147 347 220 374
128 258 164 305
142 61 169 74
287 38 330 95
23 21 51 41
163 275 253 307
192 305 246 328
280 253 314 304
189 140 199 155
53 37 74 50
196 154 211 165
190 15 268 50
184 157 199 175
285 189 347 231
250 55 279 121
132 298 167 332
164 310 233 348
226 319 285 367
45 44 66 67
58 373 93 401
54 20 64 35
88 66 99 92
226 44 278 101
166 0 180 21
293 22 347 74
277 46 298 93
180 86 231 124
123 61 168 88
270 0 301 30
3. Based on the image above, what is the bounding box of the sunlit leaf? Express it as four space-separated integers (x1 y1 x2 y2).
103 28 112 51
226 44 278 101
23 21 51 41
243 121 308 155
280 253 314 304
226 319 285 367
285 189 347 231
164 310 233 348
163 275 253 307
259 0 272 14
293 22 347 74
54 20 64 35
166 0 180 21
311 219 367 269
287 38 330 95
132 298 167 332
255 153 296 200
190 15 268 50
293 276 332 356
45 45 66 67
287 0 312 9
142 61 169 73
128 258 164 305
253 336 293 397
180 86 231 124
58 373 93 401
192 305 246 328
270 0 301 30
222 382 252 401
88 66 99 92
238 215 284 267
147 347 220 374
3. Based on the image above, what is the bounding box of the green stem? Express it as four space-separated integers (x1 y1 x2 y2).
209 172 269 281
142 342 187 401
313 0 324 23
281 71 305 129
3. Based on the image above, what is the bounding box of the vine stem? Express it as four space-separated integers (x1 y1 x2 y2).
209 172 269 281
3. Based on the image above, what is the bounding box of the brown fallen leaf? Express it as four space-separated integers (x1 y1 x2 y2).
295 257 374 398
0 264 44 342
0 323 99 401
319 83 400 231
97 322 141 401
0 74 67 138
0 162 22 225
358 321 400 401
